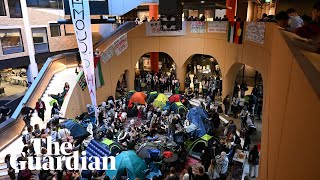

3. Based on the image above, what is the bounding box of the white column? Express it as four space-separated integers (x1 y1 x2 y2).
247 1 254 21
20 0 38 83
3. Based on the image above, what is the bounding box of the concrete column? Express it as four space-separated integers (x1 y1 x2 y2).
226 0 237 21
20 0 38 83
253 5 258 21
176 63 187 91
247 1 254 21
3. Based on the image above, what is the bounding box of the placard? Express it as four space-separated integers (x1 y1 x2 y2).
77 71 87 91
208 21 227 33
245 22 266 44
112 34 128 56
101 46 114 63
145 22 187 36
190 21 205 33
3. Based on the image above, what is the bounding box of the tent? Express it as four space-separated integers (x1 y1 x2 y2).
186 107 210 138
187 134 220 160
153 93 169 109
170 102 188 115
61 119 90 140
106 150 148 180
82 140 111 169
128 92 146 108
146 91 158 104
101 138 124 156
168 94 192 109
136 142 160 160
125 90 136 100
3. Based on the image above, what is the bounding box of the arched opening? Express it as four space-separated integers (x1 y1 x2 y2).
115 70 129 99
183 54 222 101
224 63 263 179
134 52 177 93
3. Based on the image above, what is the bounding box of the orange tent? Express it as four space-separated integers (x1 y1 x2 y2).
128 92 146 108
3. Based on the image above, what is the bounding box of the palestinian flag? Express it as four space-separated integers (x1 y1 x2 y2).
94 55 105 88
228 21 244 44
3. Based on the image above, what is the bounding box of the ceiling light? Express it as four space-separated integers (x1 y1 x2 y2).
201 1 205 3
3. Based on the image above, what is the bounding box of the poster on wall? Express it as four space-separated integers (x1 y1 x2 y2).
101 46 114 63
145 22 187 36
190 21 205 33
208 21 227 33
245 22 266 44
112 33 128 56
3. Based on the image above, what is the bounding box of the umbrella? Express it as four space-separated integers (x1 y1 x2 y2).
106 150 148 180
62 119 90 140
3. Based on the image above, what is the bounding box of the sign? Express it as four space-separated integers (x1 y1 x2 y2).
245 22 266 44
145 22 187 36
101 46 114 63
112 34 128 56
190 21 205 33
69 0 97 107
208 21 227 33
77 71 87 91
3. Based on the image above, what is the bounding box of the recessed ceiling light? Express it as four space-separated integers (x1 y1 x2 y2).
201 1 205 3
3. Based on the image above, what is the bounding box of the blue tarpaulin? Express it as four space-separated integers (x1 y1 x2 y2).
186 107 210 138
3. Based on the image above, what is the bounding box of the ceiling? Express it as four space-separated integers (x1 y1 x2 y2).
181 0 228 9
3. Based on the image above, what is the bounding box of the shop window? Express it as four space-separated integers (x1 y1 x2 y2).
32 27 49 54
26 0 63 9
0 0 6 16
50 25 61 37
8 0 22 18
64 25 74 36
0 29 24 55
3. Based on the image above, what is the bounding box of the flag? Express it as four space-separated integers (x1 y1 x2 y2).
94 55 104 88
228 21 244 44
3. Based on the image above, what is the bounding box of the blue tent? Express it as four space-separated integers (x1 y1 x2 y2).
106 150 148 180
62 119 90 140
186 107 210 138
82 140 112 169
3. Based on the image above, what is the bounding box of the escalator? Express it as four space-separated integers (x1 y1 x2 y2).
0 22 136 170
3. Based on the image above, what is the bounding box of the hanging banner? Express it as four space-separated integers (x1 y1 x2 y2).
208 21 228 33
101 46 114 63
112 34 128 56
245 22 266 44
69 0 97 107
190 21 205 33
145 22 187 36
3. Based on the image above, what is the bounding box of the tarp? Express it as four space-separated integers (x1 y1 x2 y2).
186 107 210 138
170 102 187 115
82 140 111 169
106 150 148 180
128 92 146 108
153 94 169 109
146 91 158 104
62 119 90 140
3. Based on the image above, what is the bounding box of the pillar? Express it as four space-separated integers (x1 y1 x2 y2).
253 5 258 21
176 63 187 92
20 0 38 84
247 1 254 21
149 4 158 20
226 0 237 21
150 52 159 73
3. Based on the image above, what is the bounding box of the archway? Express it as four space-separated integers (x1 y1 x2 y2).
115 70 129 99
182 54 222 100
134 52 177 93
225 63 263 178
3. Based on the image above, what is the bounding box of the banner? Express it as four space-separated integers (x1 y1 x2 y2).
112 34 128 56
101 46 114 63
145 22 187 36
190 21 205 33
208 21 227 33
69 0 97 107
228 21 244 44
245 22 266 44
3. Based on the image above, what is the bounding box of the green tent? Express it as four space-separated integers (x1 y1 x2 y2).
125 90 136 100
153 93 169 109
106 150 148 180
146 91 158 104
170 102 188 115
101 138 124 156
187 134 220 160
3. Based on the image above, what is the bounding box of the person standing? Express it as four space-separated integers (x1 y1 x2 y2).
240 82 248 97
166 167 180 180
219 152 229 180
207 159 220 180
35 98 46 122
194 166 209 180
248 145 260 178
21 103 33 127
185 74 191 89
223 95 230 116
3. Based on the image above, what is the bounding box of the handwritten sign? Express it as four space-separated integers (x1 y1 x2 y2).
77 71 87 91
190 21 205 33
208 21 227 33
146 22 186 36
101 46 114 63
245 22 266 44
112 34 128 56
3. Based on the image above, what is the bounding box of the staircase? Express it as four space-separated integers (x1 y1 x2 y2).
0 68 78 178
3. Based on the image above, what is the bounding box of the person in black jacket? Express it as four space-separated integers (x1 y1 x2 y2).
223 95 231 116
248 145 260 178
21 103 34 127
